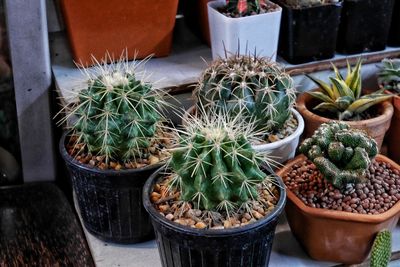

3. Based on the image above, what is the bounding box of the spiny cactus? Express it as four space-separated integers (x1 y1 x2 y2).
169 106 275 212
370 230 392 267
225 0 266 16
194 54 296 133
307 59 393 120
299 121 378 188
378 58 400 93
59 54 170 164
282 0 338 8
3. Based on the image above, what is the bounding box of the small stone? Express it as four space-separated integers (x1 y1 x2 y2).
115 164 122 171
149 155 160 165
223 220 232 228
195 222 207 229
165 214 174 220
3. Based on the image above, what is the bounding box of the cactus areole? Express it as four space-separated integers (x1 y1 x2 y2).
195 54 296 133
299 121 378 188
169 109 275 212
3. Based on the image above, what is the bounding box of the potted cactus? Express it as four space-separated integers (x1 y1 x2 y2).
297 59 394 149
272 0 343 64
336 0 395 54
378 58 400 163
58 56 172 243
277 122 400 264
207 0 282 60
59 0 179 65
187 54 304 164
143 107 286 267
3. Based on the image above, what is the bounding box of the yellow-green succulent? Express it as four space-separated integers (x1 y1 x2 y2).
307 59 393 121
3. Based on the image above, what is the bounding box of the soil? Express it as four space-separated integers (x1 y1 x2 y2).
254 114 298 145
219 2 280 18
151 174 280 229
283 159 400 215
312 104 380 121
66 130 174 170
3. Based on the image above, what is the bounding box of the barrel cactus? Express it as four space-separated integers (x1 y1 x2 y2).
282 0 337 8
370 230 392 267
60 56 169 164
299 121 378 188
169 108 274 212
194 54 296 132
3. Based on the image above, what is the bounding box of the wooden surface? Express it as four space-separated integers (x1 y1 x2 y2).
0 183 94 266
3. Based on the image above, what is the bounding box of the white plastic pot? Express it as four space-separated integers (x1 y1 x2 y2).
207 0 282 60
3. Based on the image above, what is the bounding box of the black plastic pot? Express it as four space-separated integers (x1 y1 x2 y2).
60 133 163 244
276 1 343 64
388 0 400 46
336 0 395 54
143 167 286 267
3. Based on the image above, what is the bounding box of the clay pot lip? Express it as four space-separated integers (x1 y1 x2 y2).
276 154 400 224
183 105 305 151
143 166 286 237
59 131 164 176
296 88 394 127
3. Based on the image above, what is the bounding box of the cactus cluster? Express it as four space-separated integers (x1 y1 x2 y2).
307 59 393 120
194 54 296 133
60 55 169 164
225 0 267 16
282 0 338 8
169 107 274 212
378 58 400 93
370 230 392 267
299 122 378 188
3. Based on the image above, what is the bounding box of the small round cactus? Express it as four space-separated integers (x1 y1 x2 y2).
299 121 378 188
194 54 296 133
370 230 392 267
60 55 169 164
169 107 275 212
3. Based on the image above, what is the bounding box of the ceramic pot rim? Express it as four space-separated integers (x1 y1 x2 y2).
276 154 400 224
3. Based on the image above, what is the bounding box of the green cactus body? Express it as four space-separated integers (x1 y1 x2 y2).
63 58 167 164
371 230 392 267
195 55 296 132
170 109 272 212
299 121 378 188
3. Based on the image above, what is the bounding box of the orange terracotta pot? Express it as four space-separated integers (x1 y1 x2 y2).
387 95 400 163
60 0 179 66
296 89 394 150
276 154 400 264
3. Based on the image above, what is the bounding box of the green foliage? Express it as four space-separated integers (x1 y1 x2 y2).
378 58 400 93
60 56 168 163
299 121 378 188
194 54 296 132
169 107 273 212
370 230 392 267
307 59 393 120
225 0 266 16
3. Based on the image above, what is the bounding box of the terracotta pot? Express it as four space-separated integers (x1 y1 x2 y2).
60 0 179 66
276 154 400 264
183 105 304 165
387 95 400 163
296 89 394 149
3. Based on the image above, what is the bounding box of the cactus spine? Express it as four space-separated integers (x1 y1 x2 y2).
60 55 169 164
169 107 275 212
194 54 296 133
299 121 378 188
370 230 392 267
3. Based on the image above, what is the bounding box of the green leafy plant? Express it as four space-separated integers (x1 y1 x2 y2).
59 55 170 164
370 230 392 267
225 0 267 16
307 59 393 120
194 54 296 133
169 106 276 213
299 121 378 188
378 58 400 93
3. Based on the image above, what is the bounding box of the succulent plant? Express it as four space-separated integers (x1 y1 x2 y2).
307 59 393 120
299 121 378 188
225 0 266 16
194 54 296 133
282 0 338 8
59 55 169 164
370 230 392 267
169 107 275 212
378 58 400 93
